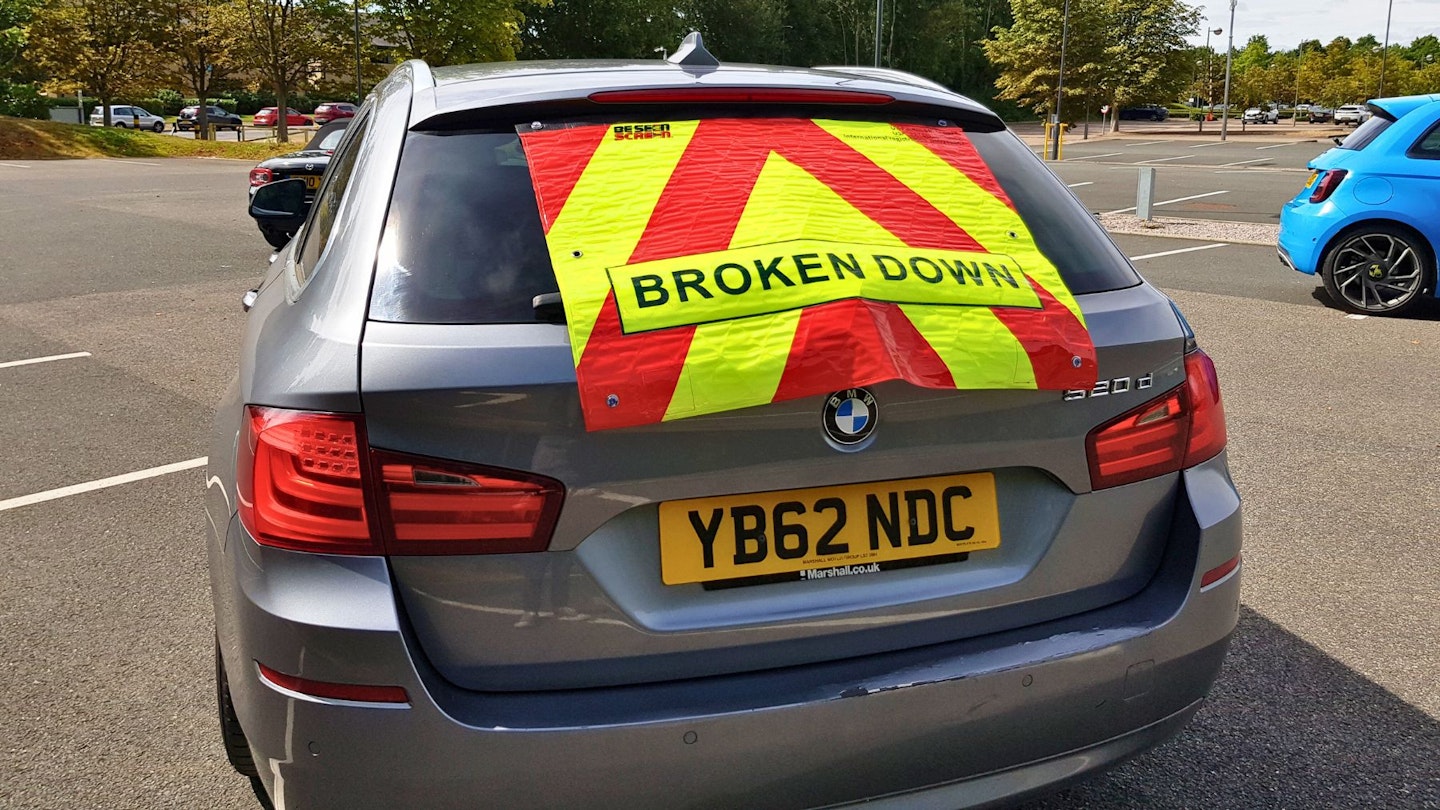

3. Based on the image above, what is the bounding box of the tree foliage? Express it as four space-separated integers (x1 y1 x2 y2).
372 0 542 64
520 0 686 60
158 0 243 136
235 0 347 139
26 0 166 123
0 0 39 78
986 0 1194 126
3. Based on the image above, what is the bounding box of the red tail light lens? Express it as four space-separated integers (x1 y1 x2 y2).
374 451 564 555
1309 169 1347 203
249 167 273 187
237 407 564 556
238 407 380 554
1181 349 1227 467
588 88 894 105
1086 351 1227 489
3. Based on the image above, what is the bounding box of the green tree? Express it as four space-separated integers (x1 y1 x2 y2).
689 0 785 64
372 0 542 65
985 0 1104 117
236 0 347 140
0 0 39 79
986 0 1195 129
1100 0 1198 128
158 0 242 137
521 0 685 59
26 0 166 124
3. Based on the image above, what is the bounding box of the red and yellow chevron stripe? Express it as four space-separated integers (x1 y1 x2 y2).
520 118 1097 431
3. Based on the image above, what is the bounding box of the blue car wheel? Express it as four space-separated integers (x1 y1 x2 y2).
1320 224 1434 316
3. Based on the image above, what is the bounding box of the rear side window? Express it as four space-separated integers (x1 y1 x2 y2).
1409 122 1440 159
1339 115 1393 150
294 110 371 285
369 119 1137 325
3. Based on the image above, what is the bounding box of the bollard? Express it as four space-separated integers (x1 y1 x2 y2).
1137 167 1157 221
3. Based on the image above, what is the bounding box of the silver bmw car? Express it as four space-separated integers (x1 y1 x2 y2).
208 36 1241 809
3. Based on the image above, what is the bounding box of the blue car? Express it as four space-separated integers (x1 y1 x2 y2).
1278 94 1440 316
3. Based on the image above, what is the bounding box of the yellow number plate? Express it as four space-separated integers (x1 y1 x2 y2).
1304 170 1318 189
303 175 322 189
659 473 1000 586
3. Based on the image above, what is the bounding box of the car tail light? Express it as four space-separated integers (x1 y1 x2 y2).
249 167 273 187
237 406 564 556
1309 169 1347 203
373 452 564 555
588 88 894 105
1086 351 1227 489
238 407 380 554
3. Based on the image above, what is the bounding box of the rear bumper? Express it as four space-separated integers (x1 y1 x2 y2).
1277 198 1344 275
211 455 1241 810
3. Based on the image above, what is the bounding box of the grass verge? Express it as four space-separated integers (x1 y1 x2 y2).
0 117 300 160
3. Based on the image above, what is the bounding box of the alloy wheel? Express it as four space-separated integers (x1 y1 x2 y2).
1324 230 1429 314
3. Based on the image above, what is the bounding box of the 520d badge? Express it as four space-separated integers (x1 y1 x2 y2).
822 388 877 447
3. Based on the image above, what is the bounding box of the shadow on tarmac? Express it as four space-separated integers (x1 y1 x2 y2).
1019 607 1440 808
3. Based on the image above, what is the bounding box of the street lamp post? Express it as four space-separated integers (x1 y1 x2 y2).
1201 24 1221 133
1379 0 1395 97
1047 0 1071 159
1220 0 1236 141
874 0 883 67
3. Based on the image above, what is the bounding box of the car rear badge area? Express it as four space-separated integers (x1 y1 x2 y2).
822 387 878 450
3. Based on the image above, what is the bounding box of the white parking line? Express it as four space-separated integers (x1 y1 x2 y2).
1065 152 1123 161
97 158 162 167
0 351 92 369
1256 141 1306 150
1104 190 1229 215
1066 181 1094 188
0 162 31 169
1126 141 1172 147
1129 243 1228 261
1219 158 1273 167
0 457 208 513
1188 142 1231 149
1136 155 1191 163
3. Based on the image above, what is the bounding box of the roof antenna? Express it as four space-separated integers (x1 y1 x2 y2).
667 32 720 68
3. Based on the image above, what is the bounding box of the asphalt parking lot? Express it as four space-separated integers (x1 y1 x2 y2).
1 159 1437 809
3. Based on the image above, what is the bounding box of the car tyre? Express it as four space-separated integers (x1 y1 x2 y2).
215 640 260 779
152 120 165 133
1321 224 1434 316
113 122 128 128
258 224 292 250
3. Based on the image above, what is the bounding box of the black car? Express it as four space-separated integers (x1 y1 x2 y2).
177 105 243 131
1118 105 1169 121
247 120 349 248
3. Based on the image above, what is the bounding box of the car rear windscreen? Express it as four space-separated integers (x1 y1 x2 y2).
369 120 1138 325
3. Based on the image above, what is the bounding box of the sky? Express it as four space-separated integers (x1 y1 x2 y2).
1185 0 1440 51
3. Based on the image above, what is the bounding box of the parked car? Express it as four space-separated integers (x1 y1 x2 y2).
220 37 1240 810
1333 104 1371 126
176 105 243 132
1279 94 1440 316
1307 106 1333 123
1118 104 1169 121
1243 106 1279 124
312 101 358 124
252 106 313 127
246 120 348 247
88 105 166 132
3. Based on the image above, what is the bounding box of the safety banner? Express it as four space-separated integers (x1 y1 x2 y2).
519 118 1097 431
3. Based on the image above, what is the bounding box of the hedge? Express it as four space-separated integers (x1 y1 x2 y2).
0 81 52 119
